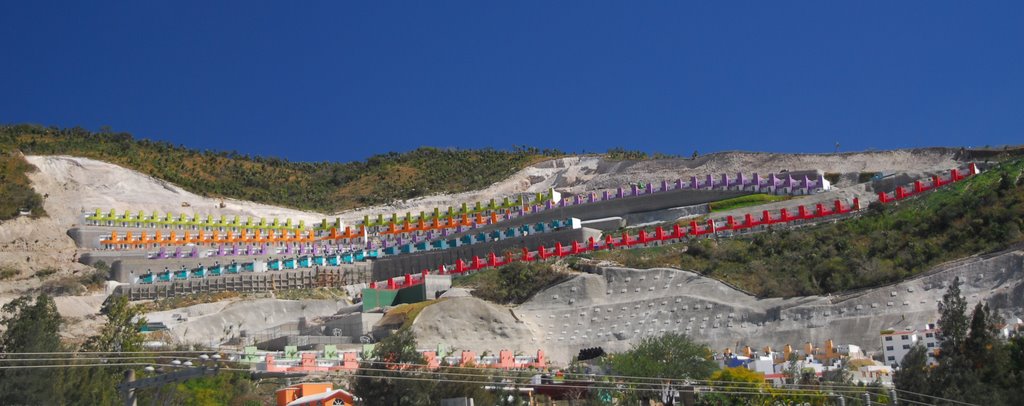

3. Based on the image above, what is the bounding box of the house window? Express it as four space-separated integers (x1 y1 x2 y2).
926 343 934 348
885 337 893 341
886 346 894 351
887 356 895 361
903 345 910 349
901 335 909 340
926 333 934 338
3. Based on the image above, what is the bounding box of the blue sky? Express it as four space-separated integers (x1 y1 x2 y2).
2 2 1022 162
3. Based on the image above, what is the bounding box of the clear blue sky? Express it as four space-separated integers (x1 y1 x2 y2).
2 2 1021 162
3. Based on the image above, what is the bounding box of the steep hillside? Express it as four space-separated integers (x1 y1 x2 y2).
0 152 45 221
1 124 561 212
0 144 978 288
415 250 1024 365
586 157 1024 297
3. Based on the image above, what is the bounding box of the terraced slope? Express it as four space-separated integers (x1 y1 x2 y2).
587 157 1024 297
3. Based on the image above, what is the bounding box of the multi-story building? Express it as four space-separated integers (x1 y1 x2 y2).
880 323 939 368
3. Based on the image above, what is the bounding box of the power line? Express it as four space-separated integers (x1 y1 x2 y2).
0 351 979 405
361 359 891 392
248 365 884 398
0 356 187 363
0 354 888 395
893 388 979 406
0 350 215 356
0 358 903 402
0 363 152 369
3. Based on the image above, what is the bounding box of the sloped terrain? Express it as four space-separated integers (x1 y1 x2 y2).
414 249 1024 364
0 147 984 342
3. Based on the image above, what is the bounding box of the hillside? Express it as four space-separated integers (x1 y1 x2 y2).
8 124 1019 217
0 152 45 220
414 249 1024 365
1 124 561 213
586 157 1024 297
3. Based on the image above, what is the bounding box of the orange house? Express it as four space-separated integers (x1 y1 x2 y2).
275 383 354 406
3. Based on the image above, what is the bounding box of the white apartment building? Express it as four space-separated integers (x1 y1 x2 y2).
880 323 939 368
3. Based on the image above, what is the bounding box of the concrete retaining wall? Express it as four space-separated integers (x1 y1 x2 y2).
449 189 748 240
112 267 370 300
370 228 603 281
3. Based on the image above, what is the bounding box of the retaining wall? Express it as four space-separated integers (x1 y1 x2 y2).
112 266 370 300
370 228 602 281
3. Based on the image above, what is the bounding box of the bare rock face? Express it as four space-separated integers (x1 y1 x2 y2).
411 297 536 353
413 250 1024 365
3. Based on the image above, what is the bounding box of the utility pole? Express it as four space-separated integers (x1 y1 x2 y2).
122 369 136 406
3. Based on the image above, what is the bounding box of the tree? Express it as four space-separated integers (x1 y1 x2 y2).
895 279 1024 405
66 295 149 405
82 295 147 352
704 367 767 405
351 328 433 406
892 345 930 405
427 366 499 405
937 277 968 357
0 294 67 405
959 303 1010 405
781 352 801 387
609 333 717 404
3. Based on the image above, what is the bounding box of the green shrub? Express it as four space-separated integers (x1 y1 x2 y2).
456 262 572 304
40 277 85 296
858 172 879 183
0 152 47 221
708 194 792 212
0 267 18 280
605 148 649 160
274 287 346 300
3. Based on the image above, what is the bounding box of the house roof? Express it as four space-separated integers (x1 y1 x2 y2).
286 389 354 406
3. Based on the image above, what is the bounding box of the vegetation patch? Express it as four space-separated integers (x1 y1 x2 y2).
707 193 792 212
140 291 241 312
455 262 573 305
274 287 347 301
0 152 46 221
2 124 562 212
858 172 879 183
380 300 445 330
0 267 19 280
36 269 108 296
579 244 687 270
590 158 1024 297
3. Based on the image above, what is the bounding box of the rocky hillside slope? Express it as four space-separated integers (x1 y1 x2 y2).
0 148 979 338
413 248 1024 364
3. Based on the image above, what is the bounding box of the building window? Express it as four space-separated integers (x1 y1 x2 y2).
886 346 894 351
885 337 893 341
927 343 934 348
901 335 909 340
903 345 910 349
887 356 895 361
926 333 934 338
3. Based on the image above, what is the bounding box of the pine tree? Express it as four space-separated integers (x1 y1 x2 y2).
0 294 67 405
937 277 968 357
893 346 930 405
